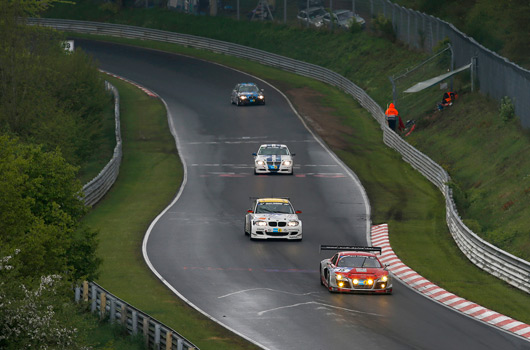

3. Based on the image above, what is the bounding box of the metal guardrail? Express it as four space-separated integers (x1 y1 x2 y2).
82 81 122 207
28 18 530 293
75 281 197 350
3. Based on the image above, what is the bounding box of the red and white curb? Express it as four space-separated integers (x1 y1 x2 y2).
371 223 530 341
99 69 159 98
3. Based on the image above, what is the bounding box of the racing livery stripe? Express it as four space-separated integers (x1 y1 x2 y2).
371 223 530 341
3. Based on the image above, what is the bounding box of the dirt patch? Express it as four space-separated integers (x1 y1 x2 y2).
277 85 353 150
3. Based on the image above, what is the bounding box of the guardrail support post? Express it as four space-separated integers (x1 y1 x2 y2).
177 338 183 350
75 286 81 302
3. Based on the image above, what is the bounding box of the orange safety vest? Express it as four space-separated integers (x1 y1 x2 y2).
385 103 399 117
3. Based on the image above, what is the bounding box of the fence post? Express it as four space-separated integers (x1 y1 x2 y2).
143 317 150 348
166 331 173 350
177 338 183 350
100 292 107 319
155 324 161 350
83 281 89 301
110 298 116 323
75 286 81 302
132 311 138 334
120 304 127 326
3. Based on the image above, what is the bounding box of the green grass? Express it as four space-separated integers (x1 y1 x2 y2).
81 75 259 350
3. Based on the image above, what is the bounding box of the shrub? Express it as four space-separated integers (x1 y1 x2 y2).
372 14 396 42
499 96 515 122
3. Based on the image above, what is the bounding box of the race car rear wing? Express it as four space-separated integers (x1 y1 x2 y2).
320 245 382 254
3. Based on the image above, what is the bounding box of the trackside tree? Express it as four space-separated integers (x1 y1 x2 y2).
0 1 107 348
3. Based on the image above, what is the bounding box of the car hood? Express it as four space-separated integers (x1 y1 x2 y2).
332 266 386 277
255 154 292 162
251 213 299 221
238 92 262 97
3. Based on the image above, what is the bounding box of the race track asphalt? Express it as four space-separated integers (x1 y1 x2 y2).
77 39 529 350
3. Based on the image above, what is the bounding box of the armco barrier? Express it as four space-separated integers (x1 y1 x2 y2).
82 81 122 207
28 18 530 293
75 281 198 350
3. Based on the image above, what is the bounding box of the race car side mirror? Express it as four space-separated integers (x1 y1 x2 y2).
295 210 302 214
247 210 254 213
252 152 257 156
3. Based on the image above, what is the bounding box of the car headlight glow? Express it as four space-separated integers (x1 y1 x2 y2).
335 273 344 280
240 95 247 99
381 275 388 282
258 95 264 99
367 279 374 285
287 221 299 227
352 279 359 285
282 160 292 166
255 221 267 226
338 281 345 287
256 160 265 166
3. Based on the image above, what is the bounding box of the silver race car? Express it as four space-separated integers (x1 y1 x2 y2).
244 198 302 240
253 144 295 175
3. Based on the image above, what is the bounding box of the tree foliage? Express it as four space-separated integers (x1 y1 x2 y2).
0 0 110 166
0 135 101 281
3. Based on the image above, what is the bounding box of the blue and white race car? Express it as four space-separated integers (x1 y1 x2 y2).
253 144 295 175
231 82 265 106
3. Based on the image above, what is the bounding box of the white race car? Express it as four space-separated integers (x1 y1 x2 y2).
253 144 295 175
244 198 303 240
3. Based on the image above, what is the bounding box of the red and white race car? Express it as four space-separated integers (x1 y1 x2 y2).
319 245 392 294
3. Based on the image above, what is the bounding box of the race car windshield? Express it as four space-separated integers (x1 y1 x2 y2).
256 202 294 214
337 256 381 268
337 12 352 21
239 85 259 93
258 147 289 155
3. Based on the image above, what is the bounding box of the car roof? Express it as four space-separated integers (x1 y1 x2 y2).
239 82 257 86
338 251 377 258
333 9 351 14
257 198 290 203
260 144 288 148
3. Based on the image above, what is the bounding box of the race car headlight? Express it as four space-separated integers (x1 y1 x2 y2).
256 160 265 166
381 275 388 282
240 95 247 100
255 221 267 226
287 221 299 227
335 273 345 280
367 279 374 285
352 279 359 285
282 160 292 166
258 95 264 99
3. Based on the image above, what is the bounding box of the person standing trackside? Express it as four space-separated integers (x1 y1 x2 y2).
385 103 399 131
